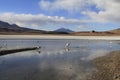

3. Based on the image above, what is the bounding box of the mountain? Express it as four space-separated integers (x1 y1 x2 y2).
0 20 46 34
0 20 120 35
54 28 74 33
0 21 69 35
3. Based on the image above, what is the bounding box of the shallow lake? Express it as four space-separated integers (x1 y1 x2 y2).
0 39 120 80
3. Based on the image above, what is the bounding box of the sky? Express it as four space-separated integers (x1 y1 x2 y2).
0 0 120 31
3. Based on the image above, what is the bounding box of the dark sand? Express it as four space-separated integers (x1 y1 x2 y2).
88 50 120 80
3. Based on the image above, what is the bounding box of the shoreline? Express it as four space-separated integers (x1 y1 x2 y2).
0 35 120 40
89 50 120 80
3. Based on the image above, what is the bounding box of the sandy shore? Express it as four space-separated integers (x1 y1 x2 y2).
0 35 120 40
88 50 120 80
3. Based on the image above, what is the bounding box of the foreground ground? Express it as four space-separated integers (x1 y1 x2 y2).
88 50 120 80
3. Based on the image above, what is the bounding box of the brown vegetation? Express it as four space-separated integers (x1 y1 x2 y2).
0 31 120 36
70 31 118 36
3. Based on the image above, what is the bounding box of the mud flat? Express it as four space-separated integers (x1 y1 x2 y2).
0 35 120 40
88 50 120 80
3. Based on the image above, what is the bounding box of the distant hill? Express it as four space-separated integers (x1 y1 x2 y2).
0 21 69 35
0 20 120 35
71 29 120 36
108 28 120 34
54 28 74 33
0 21 45 33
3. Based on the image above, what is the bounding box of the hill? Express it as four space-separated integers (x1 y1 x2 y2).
0 21 68 35
70 29 120 36
0 20 120 35
108 28 120 34
0 21 46 34
54 28 74 33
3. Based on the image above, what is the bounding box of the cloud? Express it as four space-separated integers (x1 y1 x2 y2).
39 0 120 23
0 0 119 30
83 0 120 23
0 13 85 29
77 25 93 31
39 0 92 12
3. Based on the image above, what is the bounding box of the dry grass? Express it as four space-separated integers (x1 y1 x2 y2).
0 31 120 36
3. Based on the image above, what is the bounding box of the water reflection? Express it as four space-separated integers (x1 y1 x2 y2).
0 40 120 80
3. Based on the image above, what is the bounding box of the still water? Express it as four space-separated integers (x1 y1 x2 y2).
0 39 120 80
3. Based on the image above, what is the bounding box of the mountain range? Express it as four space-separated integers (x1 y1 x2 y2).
0 20 120 35
0 21 69 34
0 21 45 33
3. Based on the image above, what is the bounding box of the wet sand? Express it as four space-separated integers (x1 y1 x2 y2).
88 50 120 80
0 35 120 40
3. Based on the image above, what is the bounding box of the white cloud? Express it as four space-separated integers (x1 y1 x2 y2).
0 13 85 29
84 0 120 23
77 25 92 31
39 0 120 23
39 0 92 12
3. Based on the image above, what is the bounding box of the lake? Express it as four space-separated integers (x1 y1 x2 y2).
0 39 120 80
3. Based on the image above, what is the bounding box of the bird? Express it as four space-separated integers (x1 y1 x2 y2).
36 46 41 54
65 42 71 48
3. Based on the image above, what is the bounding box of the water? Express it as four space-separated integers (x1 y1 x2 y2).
0 39 120 80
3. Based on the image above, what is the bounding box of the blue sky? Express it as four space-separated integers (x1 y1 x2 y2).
0 0 120 31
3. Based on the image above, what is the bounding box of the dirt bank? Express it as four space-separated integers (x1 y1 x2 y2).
88 51 120 80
